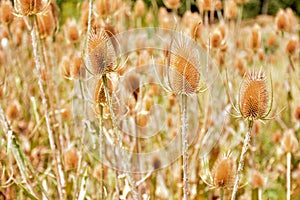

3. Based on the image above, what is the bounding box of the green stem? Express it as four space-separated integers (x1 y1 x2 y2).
231 120 253 200
287 152 291 200
98 104 104 199
181 94 188 200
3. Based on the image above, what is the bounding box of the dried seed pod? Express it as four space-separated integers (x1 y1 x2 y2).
285 37 297 55
211 29 222 49
86 27 116 75
282 129 298 153
14 0 47 16
124 73 140 101
94 77 113 107
251 170 264 188
267 32 277 48
240 69 270 120
72 56 86 79
6 102 19 121
0 0 14 24
197 0 212 11
234 57 246 77
134 0 145 16
295 105 300 121
135 111 149 127
225 1 237 20
165 0 180 10
249 24 261 51
37 8 55 38
167 34 201 95
275 9 289 32
212 156 235 188
64 148 79 170
65 18 80 43
60 56 71 79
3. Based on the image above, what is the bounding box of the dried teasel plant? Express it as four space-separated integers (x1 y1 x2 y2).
229 68 273 200
85 27 117 76
13 0 51 17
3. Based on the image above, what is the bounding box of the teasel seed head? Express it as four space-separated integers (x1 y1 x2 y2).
65 18 80 43
60 56 71 79
94 76 113 108
72 56 86 79
14 0 48 16
37 7 55 39
165 0 180 10
134 0 145 16
249 24 261 51
251 170 264 188
152 156 162 170
0 0 14 24
197 0 212 11
64 148 79 170
225 1 237 20
275 9 289 32
295 105 300 121
6 101 20 121
135 110 149 127
282 129 298 153
240 69 270 120
267 32 277 48
86 27 116 76
124 73 140 101
285 37 298 55
234 57 246 77
167 34 201 95
212 155 235 188
211 29 223 49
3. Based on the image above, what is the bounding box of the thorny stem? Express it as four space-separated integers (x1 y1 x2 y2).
98 104 104 199
181 94 188 200
102 74 138 200
287 152 291 200
231 120 253 200
30 15 66 200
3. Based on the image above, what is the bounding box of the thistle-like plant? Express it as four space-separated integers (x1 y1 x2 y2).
229 68 273 200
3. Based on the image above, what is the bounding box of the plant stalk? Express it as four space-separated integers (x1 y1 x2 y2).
181 94 188 200
231 120 253 200
287 152 291 200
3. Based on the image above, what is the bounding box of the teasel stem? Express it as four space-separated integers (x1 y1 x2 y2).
102 74 138 200
220 188 224 200
98 104 104 199
181 94 189 200
231 120 253 200
287 152 291 200
30 15 66 200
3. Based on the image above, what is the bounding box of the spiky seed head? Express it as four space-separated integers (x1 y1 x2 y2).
94 77 113 108
282 129 298 153
134 0 145 16
226 1 237 20
267 32 277 48
0 0 14 24
152 156 162 170
273 130 282 143
211 29 222 49
197 0 212 11
258 49 265 61
275 9 289 32
240 69 269 120
86 27 116 76
37 8 55 38
135 111 149 127
6 102 19 121
60 57 71 79
15 0 46 16
295 105 300 121
249 24 261 50
64 148 79 170
212 156 235 188
234 57 246 77
215 0 222 10
72 56 86 79
251 170 264 188
167 34 201 95
165 0 180 9
65 19 80 43
285 37 297 55
124 73 140 101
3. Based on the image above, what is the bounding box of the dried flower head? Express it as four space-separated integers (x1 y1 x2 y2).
251 170 264 188
249 24 261 50
285 37 298 55
124 73 140 101
197 0 212 11
0 0 14 24
295 105 300 121
226 1 237 20
239 69 271 120
37 8 55 38
275 9 289 32
6 101 19 121
64 148 79 170
165 0 180 9
282 129 298 153
65 19 80 43
14 0 49 16
267 32 277 48
211 29 223 49
135 110 149 127
166 34 201 95
212 156 235 188
86 27 116 76
134 0 145 16
94 77 113 108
